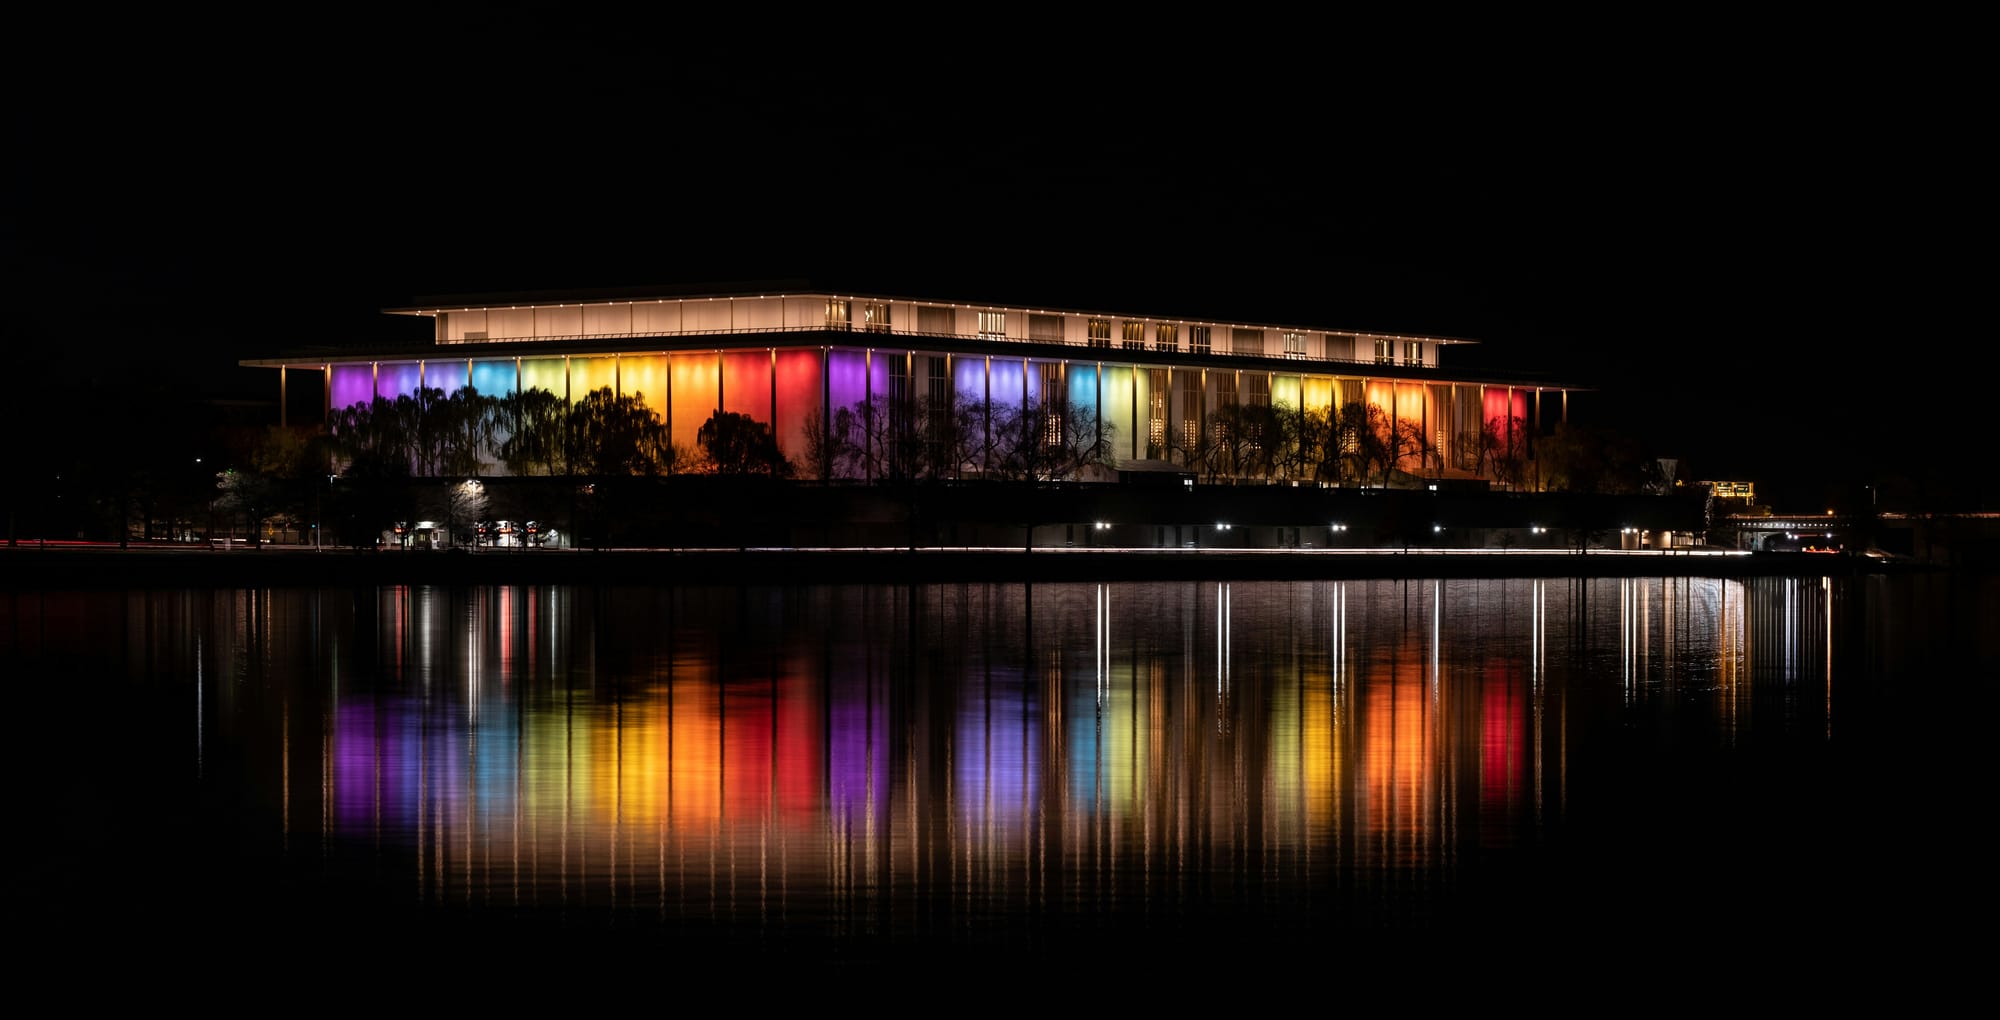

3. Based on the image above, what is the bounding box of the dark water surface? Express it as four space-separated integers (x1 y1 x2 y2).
12 574 1991 1000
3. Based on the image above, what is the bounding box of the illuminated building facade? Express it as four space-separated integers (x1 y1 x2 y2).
242 283 1573 482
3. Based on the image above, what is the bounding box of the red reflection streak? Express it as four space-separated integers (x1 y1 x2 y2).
1480 660 1525 846
723 671 822 823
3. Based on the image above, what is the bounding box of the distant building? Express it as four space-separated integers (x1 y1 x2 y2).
242 282 1580 485
1704 480 1759 509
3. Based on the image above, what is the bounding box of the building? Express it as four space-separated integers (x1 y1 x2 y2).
241 281 1579 489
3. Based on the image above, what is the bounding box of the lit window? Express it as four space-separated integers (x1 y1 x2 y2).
1374 339 1393 365
825 299 851 330
1040 363 1065 447
1282 331 1307 358
1147 369 1168 457
1155 324 1178 352
978 311 1007 339
864 302 891 334
1087 319 1111 348
1122 321 1146 350
1189 325 1211 355
1404 341 1425 366
1179 372 1202 453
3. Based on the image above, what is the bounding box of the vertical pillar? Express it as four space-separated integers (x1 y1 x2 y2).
1421 383 1430 477
821 347 831 481
1095 359 1104 464
1507 386 1515 465
865 348 873 484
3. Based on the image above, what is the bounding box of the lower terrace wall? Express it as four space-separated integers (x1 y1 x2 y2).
380 476 1706 552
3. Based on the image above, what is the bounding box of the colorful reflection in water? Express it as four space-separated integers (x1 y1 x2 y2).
13 573 1967 972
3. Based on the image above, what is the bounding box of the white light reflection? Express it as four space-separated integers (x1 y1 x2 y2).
1532 578 1545 825
1332 581 1346 700
195 630 203 778
1430 579 1441 706
1621 578 1637 704
1095 583 1108 706
1823 576 1833 740
1217 583 1232 733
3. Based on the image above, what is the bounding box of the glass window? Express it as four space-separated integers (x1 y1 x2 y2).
1155 324 1177 352
1147 368 1168 458
918 305 954 334
1179 371 1202 454
864 302 891 333
1231 328 1263 355
1122 322 1146 350
978 311 1006 339
1404 341 1425 366
1374 338 1393 365
1282 331 1306 358
1029 313 1064 341
825 299 850 330
1087 319 1111 348
1189 325 1211 355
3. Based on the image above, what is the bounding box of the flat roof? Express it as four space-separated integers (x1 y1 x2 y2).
383 280 1480 347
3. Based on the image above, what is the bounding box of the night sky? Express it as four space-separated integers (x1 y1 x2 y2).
9 23 1981 512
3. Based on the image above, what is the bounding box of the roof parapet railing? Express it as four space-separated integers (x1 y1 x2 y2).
433 324 1446 370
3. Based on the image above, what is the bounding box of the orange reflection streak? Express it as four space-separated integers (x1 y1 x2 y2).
1361 643 1432 862
1302 668 1339 836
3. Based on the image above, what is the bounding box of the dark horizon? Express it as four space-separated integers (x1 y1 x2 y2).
9 36 1982 514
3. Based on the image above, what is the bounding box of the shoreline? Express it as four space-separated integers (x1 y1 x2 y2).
0 543 1944 588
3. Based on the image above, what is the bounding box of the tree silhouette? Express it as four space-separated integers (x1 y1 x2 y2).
1536 421 1656 494
697 409 790 476
210 468 276 545
497 387 571 477
567 387 675 476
